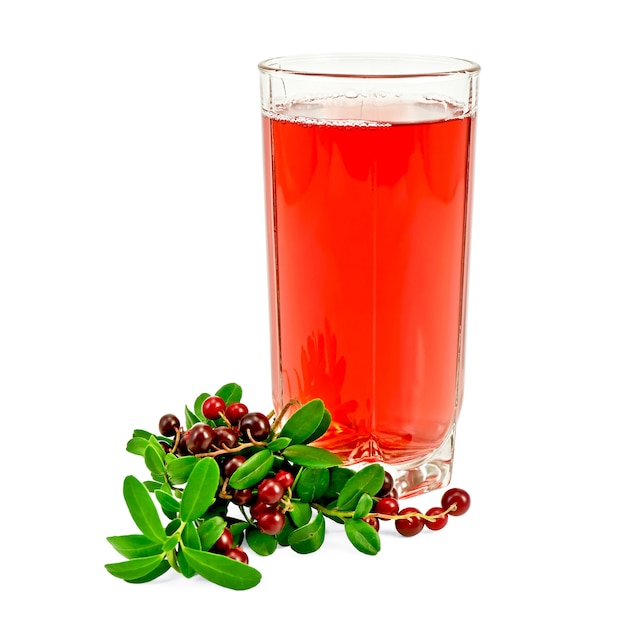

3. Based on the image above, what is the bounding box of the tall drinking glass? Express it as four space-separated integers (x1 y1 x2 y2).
259 54 480 498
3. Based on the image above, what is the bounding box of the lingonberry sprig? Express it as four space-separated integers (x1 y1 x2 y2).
105 383 471 589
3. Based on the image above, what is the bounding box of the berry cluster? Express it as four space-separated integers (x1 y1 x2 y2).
106 385 471 589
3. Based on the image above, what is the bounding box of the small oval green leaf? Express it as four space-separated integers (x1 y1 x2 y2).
246 527 278 556
144 445 166 475
267 437 292 452
197 516 227 552
214 383 243 405
126 559 170 584
155 489 180 515
180 457 220 523
279 399 325 444
353 493 374 518
289 500 312 527
295 467 330 502
107 534 163 559
283 445 342 469
229 449 274 490
123 475 166 543
182 547 262 590
336 464 385 511
105 555 165 581
344 518 381 555
288 512 325 554
166 456 199 485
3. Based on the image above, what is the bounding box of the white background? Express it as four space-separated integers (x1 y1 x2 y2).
2 1 624 623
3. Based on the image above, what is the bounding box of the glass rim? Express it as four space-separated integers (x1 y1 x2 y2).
258 53 480 79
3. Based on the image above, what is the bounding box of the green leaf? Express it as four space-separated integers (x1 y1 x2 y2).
197 516 227 552
246 527 278 556
162 534 179 552
144 445 166 475
267 437 292 452
182 522 201 550
288 512 325 554
165 518 181 536
123 475 166 543
279 399 325 444
353 493 374 518
155 489 180 515
185 405 202 429
214 383 243 405
143 480 163 492
344 519 381 555
289 501 312 527
177 546 195 578
132 429 153 440
181 547 262 590
107 534 163 559
180 457 220 523
295 467 330 502
166 456 199 485
308 408 332 443
276 516 296 546
193 392 211 418
336 464 385 511
229 521 250 547
229 449 274 490
126 559 170 584
105 555 165 581
126 436 149 457
325 467 356 499
282 445 343 469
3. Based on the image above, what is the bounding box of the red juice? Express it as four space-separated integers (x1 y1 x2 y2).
263 99 475 468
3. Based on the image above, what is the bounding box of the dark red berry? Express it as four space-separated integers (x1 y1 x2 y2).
441 488 471 516
225 402 249 425
158 414 180 437
424 506 448 531
256 510 286 535
250 500 275 520
201 395 226 419
223 455 246 477
213 426 239 449
274 469 294 489
363 516 380 531
211 528 234 553
239 412 271 442
186 423 215 454
395 507 424 537
159 440 172 454
224 547 248 564
231 488 253 506
256 478 285 505
376 471 394 497
374 497 400 517
176 433 190 456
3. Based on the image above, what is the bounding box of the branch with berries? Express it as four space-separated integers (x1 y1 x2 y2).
105 383 471 590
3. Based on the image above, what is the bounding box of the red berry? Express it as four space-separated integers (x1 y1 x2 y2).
225 402 249 425
231 488 253 506
374 497 400 517
213 426 239 449
224 547 248 564
239 412 271 442
250 500 275 520
211 528 233 553
424 506 448 531
274 469 294 489
158 414 180 437
441 488 471 516
395 507 424 537
256 510 286 535
223 455 246 477
256 478 285 505
363 516 380 531
186 423 215 454
201 395 226 419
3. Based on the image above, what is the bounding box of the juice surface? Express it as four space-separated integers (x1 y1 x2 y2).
263 100 474 465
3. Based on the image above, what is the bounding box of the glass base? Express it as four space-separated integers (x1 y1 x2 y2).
347 424 455 499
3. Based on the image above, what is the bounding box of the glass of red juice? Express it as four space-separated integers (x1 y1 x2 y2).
258 54 480 498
